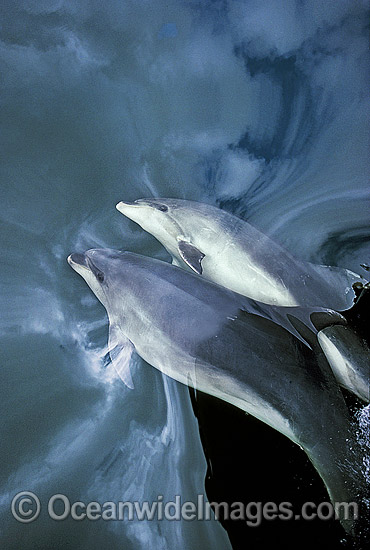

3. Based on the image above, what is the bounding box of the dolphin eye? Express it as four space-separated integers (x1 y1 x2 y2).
87 257 106 283
149 202 168 212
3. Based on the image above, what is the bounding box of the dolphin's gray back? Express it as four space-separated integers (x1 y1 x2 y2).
117 253 340 349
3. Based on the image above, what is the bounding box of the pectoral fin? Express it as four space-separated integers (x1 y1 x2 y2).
178 240 205 275
108 324 135 389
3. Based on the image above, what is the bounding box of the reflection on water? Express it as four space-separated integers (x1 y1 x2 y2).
1 1 369 549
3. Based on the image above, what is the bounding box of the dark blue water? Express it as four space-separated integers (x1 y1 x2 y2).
1 1 369 549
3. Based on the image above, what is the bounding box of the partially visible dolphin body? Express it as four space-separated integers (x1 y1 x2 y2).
116 198 364 309
318 325 369 403
313 282 370 403
116 198 369 403
68 248 368 535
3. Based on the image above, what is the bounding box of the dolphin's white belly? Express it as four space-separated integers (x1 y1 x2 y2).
200 245 298 306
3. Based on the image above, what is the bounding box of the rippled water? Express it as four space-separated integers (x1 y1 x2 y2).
1 1 369 549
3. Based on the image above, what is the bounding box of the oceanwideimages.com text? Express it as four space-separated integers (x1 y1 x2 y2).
11 492 359 526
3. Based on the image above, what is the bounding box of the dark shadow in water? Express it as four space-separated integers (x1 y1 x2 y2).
189 386 367 550
341 283 370 346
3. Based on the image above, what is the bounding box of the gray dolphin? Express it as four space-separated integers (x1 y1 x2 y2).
68 248 368 534
116 198 369 403
116 198 364 309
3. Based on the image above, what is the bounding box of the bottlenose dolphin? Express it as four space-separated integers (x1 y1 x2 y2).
116 198 364 309
68 248 368 534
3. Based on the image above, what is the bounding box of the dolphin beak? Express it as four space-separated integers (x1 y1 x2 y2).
116 200 138 207
116 200 143 220
116 200 139 210
67 252 89 271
